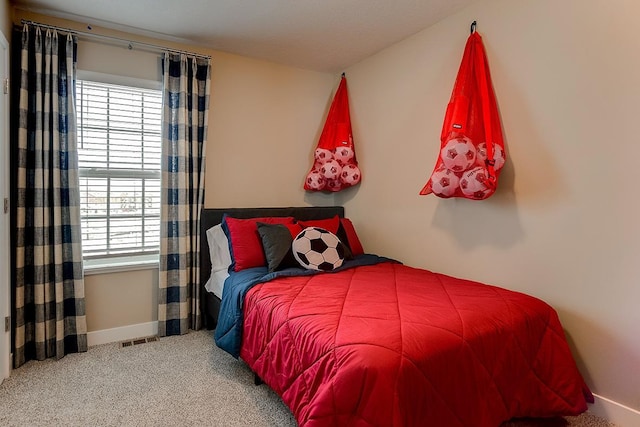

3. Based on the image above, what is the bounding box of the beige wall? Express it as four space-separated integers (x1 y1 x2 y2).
12 10 337 331
340 0 639 413
1 1 10 41
204 50 337 208
84 269 158 331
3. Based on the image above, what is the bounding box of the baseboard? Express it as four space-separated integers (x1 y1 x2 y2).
87 321 158 347
589 393 640 427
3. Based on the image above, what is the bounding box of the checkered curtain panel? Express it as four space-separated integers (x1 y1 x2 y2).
13 25 87 368
158 53 211 336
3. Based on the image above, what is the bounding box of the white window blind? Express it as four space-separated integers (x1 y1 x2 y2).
77 80 162 259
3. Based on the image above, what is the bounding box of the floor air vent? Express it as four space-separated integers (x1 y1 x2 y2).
120 336 159 348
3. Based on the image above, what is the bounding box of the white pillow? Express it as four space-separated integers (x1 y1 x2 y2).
204 224 232 298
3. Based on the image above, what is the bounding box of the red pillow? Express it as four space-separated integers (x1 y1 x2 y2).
339 218 364 256
297 215 341 234
283 223 304 237
223 216 295 272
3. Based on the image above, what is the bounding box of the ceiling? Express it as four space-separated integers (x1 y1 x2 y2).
12 0 476 73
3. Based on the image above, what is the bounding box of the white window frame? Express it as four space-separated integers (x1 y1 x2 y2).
76 71 163 274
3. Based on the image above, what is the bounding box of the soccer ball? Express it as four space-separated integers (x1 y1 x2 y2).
459 166 493 199
440 137 476 172
325 178 343 192
314 148 334 164
320 159 342 180
476 142 505 171
430 166 460 198
305 170 326 190
293 227 346 271
334 146 355 165
340 164 361 186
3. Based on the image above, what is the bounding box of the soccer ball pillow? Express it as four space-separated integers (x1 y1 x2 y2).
292 227 346 271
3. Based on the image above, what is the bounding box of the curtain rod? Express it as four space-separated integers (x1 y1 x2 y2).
20 19 211 60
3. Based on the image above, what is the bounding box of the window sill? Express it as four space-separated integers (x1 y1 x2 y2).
83 255 159 276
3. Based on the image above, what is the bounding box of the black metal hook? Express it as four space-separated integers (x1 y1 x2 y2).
341 72 345 78
470 21 477 34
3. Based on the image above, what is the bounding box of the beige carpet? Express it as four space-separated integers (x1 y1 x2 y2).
0 330 615 427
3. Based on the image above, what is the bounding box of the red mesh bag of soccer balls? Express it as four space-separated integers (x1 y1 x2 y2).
304 74 361 192
421 25 506 200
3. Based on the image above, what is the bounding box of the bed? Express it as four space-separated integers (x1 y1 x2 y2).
200 206 593 427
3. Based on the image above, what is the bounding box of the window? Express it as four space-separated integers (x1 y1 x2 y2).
76 79 162 264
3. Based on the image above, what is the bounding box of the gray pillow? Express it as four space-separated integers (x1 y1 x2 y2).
257 223 301 272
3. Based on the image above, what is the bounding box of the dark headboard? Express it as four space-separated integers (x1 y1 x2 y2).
199 206 345 287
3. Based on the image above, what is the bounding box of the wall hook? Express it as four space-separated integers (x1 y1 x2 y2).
470 21 477 34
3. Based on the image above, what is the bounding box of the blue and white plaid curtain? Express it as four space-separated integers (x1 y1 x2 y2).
159 53 211 336
13 24 87 368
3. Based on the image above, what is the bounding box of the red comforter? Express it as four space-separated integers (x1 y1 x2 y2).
240 261 592 426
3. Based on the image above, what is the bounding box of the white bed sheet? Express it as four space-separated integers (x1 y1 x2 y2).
205 269 228 299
